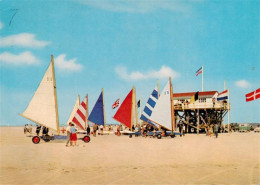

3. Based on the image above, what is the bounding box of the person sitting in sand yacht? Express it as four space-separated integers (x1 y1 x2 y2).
36 125 41 136
116 125 121 136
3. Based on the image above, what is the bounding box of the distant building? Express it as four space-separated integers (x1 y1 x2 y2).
172 91 230 133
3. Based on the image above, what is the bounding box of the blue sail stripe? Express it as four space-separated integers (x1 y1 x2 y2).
147 98 156 108
151 90 158 99
144 106 152 116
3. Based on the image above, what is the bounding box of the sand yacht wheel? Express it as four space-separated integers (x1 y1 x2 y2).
32 136 40 144
83 136 91 143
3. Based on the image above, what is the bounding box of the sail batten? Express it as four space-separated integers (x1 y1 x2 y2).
20 59 59 132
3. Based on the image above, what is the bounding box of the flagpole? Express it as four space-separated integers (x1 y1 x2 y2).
134 87 138 128
157 79 160 95
228 89 230 134
202 65 204 92
197 109 200 135
224 80 226 91
86 94 88 129
138 98 142 125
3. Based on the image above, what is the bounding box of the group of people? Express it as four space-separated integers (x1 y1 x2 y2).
65 122 78 147
24 124 50 136
175 100 189 109
205 124 219 138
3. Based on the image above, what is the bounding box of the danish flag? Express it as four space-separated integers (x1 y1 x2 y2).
246 88 260 102
112 98 120 109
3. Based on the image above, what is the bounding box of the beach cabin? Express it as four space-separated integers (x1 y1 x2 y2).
172 91 230 133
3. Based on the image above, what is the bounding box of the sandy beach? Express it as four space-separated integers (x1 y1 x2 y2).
0 127 259 185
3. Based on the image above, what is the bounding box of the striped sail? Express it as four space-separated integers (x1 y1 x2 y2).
71 95 87 130
140 87 159 126
149 80 172 130
66 95 80 125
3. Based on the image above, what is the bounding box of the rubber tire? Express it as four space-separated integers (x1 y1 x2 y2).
157 134 162 139
83 136 91 143
129 135 132 138
170 133 175 138
32 136 40 144
43 139 50 142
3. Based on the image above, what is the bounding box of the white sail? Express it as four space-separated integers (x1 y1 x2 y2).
149 80 172 130
20 60 59 132
66 95 80 125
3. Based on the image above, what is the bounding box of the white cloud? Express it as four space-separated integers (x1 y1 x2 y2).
55 54 83 72
77 0 200 13
0 51 40 65
115 65 179 81
0 33 50 48
0 21 3 29
235 80 251 88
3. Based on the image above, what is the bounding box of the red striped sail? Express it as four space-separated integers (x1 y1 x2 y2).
71 95 87 130
113 89 133 129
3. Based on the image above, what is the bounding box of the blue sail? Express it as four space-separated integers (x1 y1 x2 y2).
88 91 105 126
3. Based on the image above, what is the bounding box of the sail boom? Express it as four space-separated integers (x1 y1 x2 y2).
148 118 171 131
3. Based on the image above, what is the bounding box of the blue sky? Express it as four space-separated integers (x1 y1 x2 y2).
0 0 259 126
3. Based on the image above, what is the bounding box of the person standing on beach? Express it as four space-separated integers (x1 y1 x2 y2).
66 122 72 147
70 124 77 146
214 124 219 138
183 124 186 136
86 125 90 136
100 125 104 135
93 124 97 137
24 124 27 134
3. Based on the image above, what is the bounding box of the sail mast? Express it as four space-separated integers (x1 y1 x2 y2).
85 94 88 129
134 86 138 128
157 79 160 95
169 77 175 132
102 88 106 128
130 86 134 131
51 55 60 135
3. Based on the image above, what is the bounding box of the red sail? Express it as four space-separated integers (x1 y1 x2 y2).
113 89 133 128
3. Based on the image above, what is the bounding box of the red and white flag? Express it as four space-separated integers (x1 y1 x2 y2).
112 98 120 109
246 88 260 102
